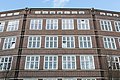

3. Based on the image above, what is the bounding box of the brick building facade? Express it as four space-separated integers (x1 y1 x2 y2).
0 8 119 80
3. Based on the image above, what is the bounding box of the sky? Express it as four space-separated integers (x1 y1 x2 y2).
0 0 120 12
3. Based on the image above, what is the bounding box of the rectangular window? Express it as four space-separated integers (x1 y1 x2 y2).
44 55 58 70
46 19 58 30
80 55 95 70
114 21 120 32
62 55 76 70
77 19 90 30
100 20 112 31
0 56 12 71
81 78 96 80
3 36 16 50
103 37 116 49
62 19 74 30
62 36 75 48
30 19 42 30
45 36 58 48
7 20 19 31
79 36 92 48
111 56 120 70
43 78 57 80
27 36 41 48
25 55 40 70
63 78 77 80
0 21 5 32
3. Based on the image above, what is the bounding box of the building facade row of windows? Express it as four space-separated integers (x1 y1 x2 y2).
0 19 120 32
0 55 94 71
0 78 97 80
0 55 120 71
2 36 119 50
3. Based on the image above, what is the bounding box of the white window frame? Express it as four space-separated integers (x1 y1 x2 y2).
42 11 48 14
80 55 95 70
43 78 57 80
81 78 96 80
46 19 58 30
35 11 41 14
0 56 13 71
44 55 58 70
25 55 40 70
100 20 112 31
50 11 56 14
77 19 90 30
79 11 85 14
62 55 76 70
0 21 5 32
7 20 19 31
27 36 41 48
62 19 74 30
3 36 16 50
57 11 63 14
30 19 42 30
62 36 75 48
23 78 38 80
114 21 120 32
103 37 116 49
45 36 58 48
78 36 92 48
62 78 77 80
111 56 120 70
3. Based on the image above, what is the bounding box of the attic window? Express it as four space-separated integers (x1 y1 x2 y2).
14 12 19 15
0 14 6 17
64 11 70 14
35 11 41 14
42 11 48 14
79 11 85 14
100 12 105 15
57 11 63 14
72 11 77 14
107 13 112 16
50 11 55 14
7 13 13 16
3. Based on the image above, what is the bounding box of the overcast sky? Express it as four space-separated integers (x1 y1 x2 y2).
0 0 120 12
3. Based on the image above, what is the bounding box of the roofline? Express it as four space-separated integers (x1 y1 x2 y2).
0 7 119 13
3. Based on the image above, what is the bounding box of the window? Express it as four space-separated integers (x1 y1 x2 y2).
0 14 6 17
42 11 48 14
0 21 5 32
103 37 116 49
7 13 13 16
80 55 95 70
13 12 19 15
24 78 38 80
50 11 55 14
0 56 12 71
78 36 92 48
113 14 119 17
25 55 40 70
109 56 120 70
62 36 75 48
3 36 16 50
81 78 96 80
7 20 19 31
100 12 105 15
63 78 77 80
79 11 85 14
30 19 42 30
72 11 77 14
57 11 63 14
62 19 74 30
35 11 41 14
62 55 76 69
27 36 41 48
46 19 58 30
44 55 58 70
45 36 58 48
43 78 57 80
114 21 120 32
107 13 112 16
77 19 90 30
100 20 112 31
64 11 70 14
